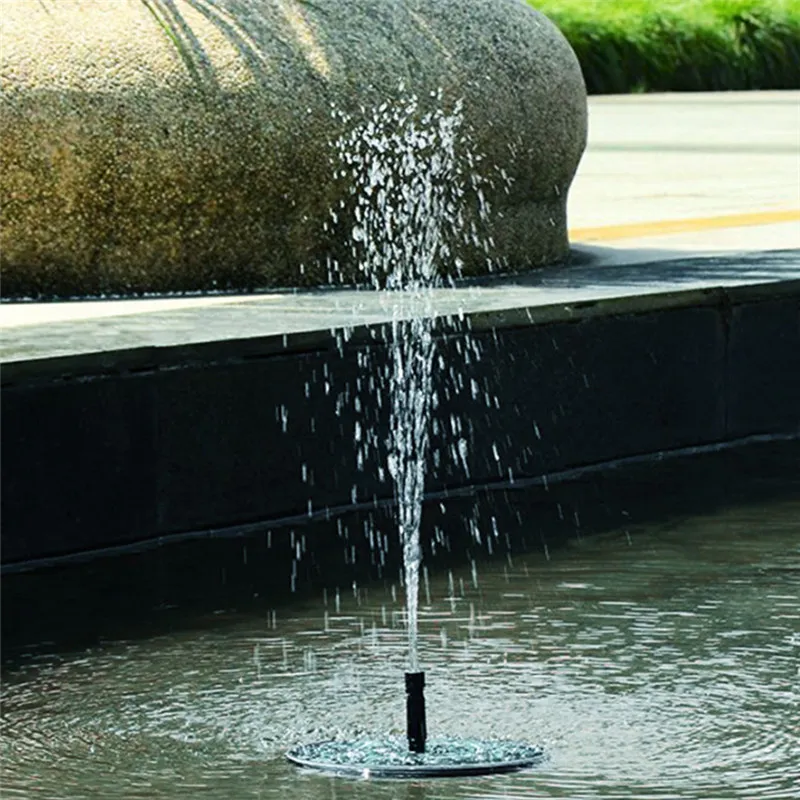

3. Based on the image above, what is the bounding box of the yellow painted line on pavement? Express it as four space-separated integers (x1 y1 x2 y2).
570 209 800 242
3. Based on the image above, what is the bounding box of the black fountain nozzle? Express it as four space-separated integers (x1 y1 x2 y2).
405 671 427 753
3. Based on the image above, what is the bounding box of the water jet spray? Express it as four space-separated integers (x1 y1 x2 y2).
286 93 542 779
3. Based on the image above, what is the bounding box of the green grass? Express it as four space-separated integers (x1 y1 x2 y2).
530 0 800 93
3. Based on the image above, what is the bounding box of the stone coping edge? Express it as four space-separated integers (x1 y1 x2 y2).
4 278 799 388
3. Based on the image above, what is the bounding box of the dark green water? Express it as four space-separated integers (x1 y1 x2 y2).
2 449 799 799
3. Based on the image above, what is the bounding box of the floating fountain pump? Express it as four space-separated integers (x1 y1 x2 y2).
285 671 543 779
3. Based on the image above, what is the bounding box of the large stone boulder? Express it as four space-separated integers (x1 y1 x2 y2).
0 0 586 298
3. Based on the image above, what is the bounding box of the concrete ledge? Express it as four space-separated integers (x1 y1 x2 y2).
3 248 799 365
2 257 798 566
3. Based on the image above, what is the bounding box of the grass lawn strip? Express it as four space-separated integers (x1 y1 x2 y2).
531 0 800 93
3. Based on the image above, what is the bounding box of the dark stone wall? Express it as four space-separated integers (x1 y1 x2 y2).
2 286 798 565
2 375 158 556
446 305 727 486
726 298 800 437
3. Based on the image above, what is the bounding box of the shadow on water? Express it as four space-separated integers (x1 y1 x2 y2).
3 438 799 666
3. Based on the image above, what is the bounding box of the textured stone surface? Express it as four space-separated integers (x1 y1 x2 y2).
0 0 587 297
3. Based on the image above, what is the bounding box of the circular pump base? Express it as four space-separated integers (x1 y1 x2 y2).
286 736 544 778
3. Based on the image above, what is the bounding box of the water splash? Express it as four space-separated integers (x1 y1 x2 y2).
330 93 495 671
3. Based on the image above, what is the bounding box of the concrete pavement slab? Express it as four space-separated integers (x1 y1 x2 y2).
568 91 800 230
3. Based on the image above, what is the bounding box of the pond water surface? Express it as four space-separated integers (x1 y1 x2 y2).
2 447 799 799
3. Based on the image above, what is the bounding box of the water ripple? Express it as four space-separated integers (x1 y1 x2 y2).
2 500 798 799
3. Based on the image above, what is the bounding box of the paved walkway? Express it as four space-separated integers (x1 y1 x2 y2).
569 91 799 235
2 92 798 364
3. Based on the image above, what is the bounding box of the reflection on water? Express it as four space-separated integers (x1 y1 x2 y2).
2 450 799 799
